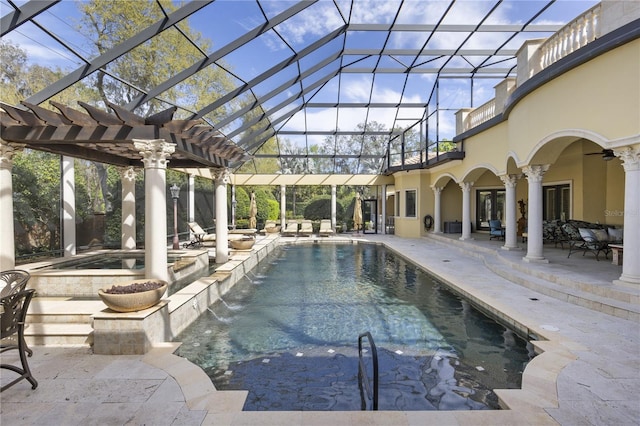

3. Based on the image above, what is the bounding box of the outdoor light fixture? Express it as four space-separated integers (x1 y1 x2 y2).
170 184 180 249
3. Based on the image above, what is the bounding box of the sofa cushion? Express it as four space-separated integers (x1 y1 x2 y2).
608 227 623 242
578 227 596 241
592 228 609 242
562 222 582 241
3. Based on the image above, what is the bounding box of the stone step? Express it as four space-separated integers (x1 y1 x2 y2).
27 297 104 323
24 323 93 347
22 297 100 347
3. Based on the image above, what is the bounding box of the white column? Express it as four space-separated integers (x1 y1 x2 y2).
459 182 474 240
61 156 76 257
231 184 236 229
214 168 230 263
381 184 387 235
432 186 443 233
523 164 550 263
331 184 337 230
0 142 23 270
280 184 286 228
500 174 519 250
614 146 640 285
188 174 195 240
120 166 137 250
134 139 175 282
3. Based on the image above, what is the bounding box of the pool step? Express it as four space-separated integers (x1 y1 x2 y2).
24 323 94 347
24 297 101 347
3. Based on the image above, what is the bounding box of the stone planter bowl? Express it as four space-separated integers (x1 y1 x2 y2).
230 238 255 250
98 280 168 313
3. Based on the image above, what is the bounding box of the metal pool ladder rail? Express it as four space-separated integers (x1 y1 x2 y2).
358 331 379 410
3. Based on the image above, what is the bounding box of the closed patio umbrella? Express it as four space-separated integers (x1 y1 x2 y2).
353 192 363 233
249 192 257 229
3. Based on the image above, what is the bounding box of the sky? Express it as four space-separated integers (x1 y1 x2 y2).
1 0 600 157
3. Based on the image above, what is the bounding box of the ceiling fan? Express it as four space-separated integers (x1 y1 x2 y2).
585 149 615 161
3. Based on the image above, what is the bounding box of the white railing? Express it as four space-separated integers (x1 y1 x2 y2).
459 4 602 134
537 4 601 72
465 99 495 130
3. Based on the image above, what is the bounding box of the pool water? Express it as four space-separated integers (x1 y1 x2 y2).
175 244 533 411
44 254 181 270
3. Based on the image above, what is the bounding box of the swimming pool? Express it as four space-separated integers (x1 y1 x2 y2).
175 243 533 411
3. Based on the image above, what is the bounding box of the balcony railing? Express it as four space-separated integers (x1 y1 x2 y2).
537 4 600 72
460 4 602 134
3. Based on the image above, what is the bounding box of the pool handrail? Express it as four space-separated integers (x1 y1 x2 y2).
358 331 379 410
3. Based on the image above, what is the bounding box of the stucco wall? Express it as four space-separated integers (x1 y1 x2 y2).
391 37 636 236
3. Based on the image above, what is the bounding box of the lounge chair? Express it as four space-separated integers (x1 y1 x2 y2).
567 228 611 261
299 220 313 237
318 219 334 237
281 220 299 237
186 222 216 247
489 219 505 240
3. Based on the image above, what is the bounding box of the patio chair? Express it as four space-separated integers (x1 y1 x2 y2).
298 220 313 237
186 222 216 248
318 219 334 237
1 289 38 391
0 270 30 298
281 220 299 237
0 270 32 357
489 219 505 240
567 228 610 261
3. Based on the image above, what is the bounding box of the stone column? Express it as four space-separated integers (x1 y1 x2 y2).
432 186 443 233
0 141 24 270
120 166 137 250
614 146 640 285
213 168 230 264
381 184 387 235
522 164 550 263
61 156 76 257
134 139 175 282
280 184 286 229
331 185 337 230
231 185 237 229
500 174 519 250
188 174 195 240
459 182 474 240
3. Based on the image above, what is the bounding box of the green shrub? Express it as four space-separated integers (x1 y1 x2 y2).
303 197 344 220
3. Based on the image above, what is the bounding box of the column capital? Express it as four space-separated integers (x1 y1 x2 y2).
0 141 25 168
134 139 175 169
119 166 138 182
212 167 230 184
614 146 640 172
499 174 518 188
522 164 550 183
458 181 474 192
431 185 443 194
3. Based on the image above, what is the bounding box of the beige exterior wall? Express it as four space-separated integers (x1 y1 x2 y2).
391 37 638 237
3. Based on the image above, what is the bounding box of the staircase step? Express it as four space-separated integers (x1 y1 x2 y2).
27 297 104 323
25 323 93 347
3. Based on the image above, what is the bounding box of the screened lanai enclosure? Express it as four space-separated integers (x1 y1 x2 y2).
1 0 600 259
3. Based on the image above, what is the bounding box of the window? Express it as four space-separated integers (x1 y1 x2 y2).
476 189 505 230
405 190 416 217
543 184 570 221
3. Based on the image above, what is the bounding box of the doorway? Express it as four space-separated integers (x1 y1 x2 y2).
363 199 378 234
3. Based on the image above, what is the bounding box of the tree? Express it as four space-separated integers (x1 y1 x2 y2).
78 0 236 119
